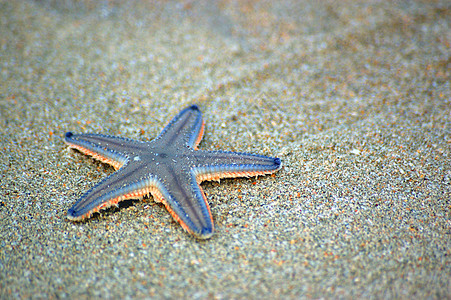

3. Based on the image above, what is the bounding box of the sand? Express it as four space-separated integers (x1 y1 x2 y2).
1 0 449 298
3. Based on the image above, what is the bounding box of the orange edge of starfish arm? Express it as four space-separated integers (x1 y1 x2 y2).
66 143 124 170
193 120 205 150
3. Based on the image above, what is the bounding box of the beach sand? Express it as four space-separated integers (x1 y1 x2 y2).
1 0 449 298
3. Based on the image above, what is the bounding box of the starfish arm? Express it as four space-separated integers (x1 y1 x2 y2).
67 156 214 239
155 105 204 150
153 165 214 239
67 161 163 221
64 132 144 170
192 151 282 182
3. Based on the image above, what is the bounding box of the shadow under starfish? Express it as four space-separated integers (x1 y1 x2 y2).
64 104 282 239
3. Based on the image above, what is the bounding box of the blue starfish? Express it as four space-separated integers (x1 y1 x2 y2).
65 105 281 239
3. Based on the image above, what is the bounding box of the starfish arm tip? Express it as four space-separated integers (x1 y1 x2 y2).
66 208 78 220
189 104 200 111
65 132 73 140
193 226 214 240
274 157 282 168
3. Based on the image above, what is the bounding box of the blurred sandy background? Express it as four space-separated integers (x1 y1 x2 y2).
1 0 449 298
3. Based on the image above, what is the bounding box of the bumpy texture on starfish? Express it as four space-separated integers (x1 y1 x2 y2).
65 105 281 239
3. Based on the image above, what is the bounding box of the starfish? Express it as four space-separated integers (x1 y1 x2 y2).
64 104 281 239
